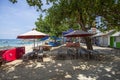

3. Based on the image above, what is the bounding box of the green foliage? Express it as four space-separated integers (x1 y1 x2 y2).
20 0 120 33
10 0 120 49
26 0 43 11
9 0 17 3
95 0 120 31
10 0 120 31
35 15 51 33
46 0 97 31
35 14 79 36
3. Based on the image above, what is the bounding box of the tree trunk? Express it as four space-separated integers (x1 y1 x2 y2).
84 37 93 50
77 9 93 59
78 21 93 50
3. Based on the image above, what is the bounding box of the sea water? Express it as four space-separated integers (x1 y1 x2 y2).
0 39 33 47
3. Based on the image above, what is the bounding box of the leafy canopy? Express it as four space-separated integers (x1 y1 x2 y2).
10 0 120 32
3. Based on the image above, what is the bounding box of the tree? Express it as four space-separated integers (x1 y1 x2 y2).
35 14 72 37
45 0 120 50
35 4 80 37
10 0 120 29
95 0 120 31
45 0 97 50
10 0 120 50
35 15 51 34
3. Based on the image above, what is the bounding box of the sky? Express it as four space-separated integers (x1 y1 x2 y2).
0 0 48 39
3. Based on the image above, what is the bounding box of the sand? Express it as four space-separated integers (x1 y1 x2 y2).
0 45 120 80
25 44 33 53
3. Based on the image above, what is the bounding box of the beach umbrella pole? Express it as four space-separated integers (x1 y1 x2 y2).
34 39 35 49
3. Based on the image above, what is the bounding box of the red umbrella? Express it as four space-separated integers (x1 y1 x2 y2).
17 29 49 48
17 29 48 39
64 30 94 59
64 30 94 37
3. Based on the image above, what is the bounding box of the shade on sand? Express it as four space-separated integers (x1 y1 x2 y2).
64 30 94 37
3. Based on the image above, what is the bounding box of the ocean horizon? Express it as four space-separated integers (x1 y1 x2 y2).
0 39 39 47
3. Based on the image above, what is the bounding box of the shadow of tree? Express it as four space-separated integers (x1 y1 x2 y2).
0 45 120 80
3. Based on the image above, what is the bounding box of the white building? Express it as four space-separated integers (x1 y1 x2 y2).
92 30 115 46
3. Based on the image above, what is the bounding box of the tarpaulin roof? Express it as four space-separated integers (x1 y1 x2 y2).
64 30 94 37
62 29 74 35
50 36 62 41
40 36 49 41
112 31 120 37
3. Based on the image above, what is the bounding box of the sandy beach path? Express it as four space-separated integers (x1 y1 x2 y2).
0 45 120 80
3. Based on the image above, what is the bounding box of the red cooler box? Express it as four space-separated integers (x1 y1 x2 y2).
0 47 25 62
